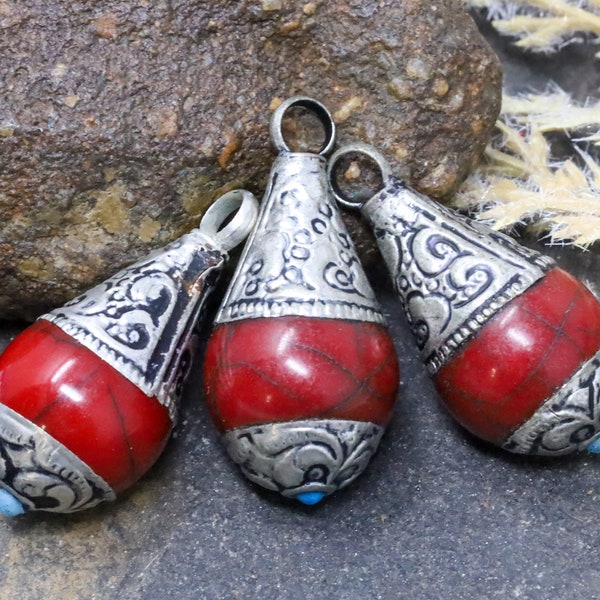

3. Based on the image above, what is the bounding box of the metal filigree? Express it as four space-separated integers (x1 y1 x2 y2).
44 230 225 420
222 419 384 498
504 350 600 455
361 178 555 373
216 153 385 326
0 404 115 513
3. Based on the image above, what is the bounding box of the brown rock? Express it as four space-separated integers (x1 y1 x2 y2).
0 0 501 320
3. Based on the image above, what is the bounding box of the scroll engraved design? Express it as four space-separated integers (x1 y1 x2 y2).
0 404 114 513
504 352 600 455
216 154 384 325
44 231 225 418
222 419 384 498
363 179 554 372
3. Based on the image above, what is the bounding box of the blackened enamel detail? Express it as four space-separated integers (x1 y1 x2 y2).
504 349 600 455
222 419 384 498
0 403 115 513
43 230 225 420
215 153 385 326
362 178 555 373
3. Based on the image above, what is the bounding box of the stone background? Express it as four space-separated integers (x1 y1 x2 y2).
0 0 501 321
1 9 600 600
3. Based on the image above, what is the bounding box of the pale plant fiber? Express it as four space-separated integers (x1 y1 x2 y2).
454 91 600 246
464 0 600 57
501 90 600 145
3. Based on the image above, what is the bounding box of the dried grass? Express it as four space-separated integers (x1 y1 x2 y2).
464 0 600 57
501 90 600 145
454 90 600 246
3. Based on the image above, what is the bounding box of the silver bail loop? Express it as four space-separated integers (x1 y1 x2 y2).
198 189 259 252
270 96 336 156
327 142 393 210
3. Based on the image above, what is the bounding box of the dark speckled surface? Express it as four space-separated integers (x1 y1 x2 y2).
1 15 600 600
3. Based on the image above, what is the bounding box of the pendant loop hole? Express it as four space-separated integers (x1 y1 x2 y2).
270 96 336 156
199 189 259 251
327 143 392 209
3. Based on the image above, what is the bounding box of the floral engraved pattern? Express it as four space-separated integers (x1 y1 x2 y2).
0 404 114 512
217 154 384 325
45 231 224 413
504 352 600 455
222 419 384 498
363 179 554 372
69 266 175 351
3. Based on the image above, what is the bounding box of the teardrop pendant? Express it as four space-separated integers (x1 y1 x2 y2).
204 99 399 504
328 143 600 456
0 190 258 515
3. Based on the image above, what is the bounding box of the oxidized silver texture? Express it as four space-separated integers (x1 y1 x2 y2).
215 152 385 326
44 230 226 422
504 348 600 455
0 403 115 513
0 190 258 514
213 99 392 500
360 178 555 373
222 419 384 498
329 144 600 456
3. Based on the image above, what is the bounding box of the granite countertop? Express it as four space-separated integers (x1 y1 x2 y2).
1 15 600 600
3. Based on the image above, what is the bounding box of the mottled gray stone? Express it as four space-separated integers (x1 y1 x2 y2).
0 0 501 320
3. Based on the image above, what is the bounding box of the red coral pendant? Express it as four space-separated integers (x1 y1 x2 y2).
0 320 172 493
436 268 600 446
205 317 397 431
329 143 600 457
0 190 258 515
204 99 399 504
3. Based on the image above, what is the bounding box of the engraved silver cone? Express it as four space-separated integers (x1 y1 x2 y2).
41 189 259 423
215 152 385 326
43 230 226 421
360 178 554 373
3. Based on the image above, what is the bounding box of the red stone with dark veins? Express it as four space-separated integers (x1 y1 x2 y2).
436 268 600 445
0 320 172 492
204 316 399 432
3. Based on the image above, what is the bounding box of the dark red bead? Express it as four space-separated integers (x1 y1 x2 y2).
204 316 399 432
436 268 600 445
0 320 172 492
